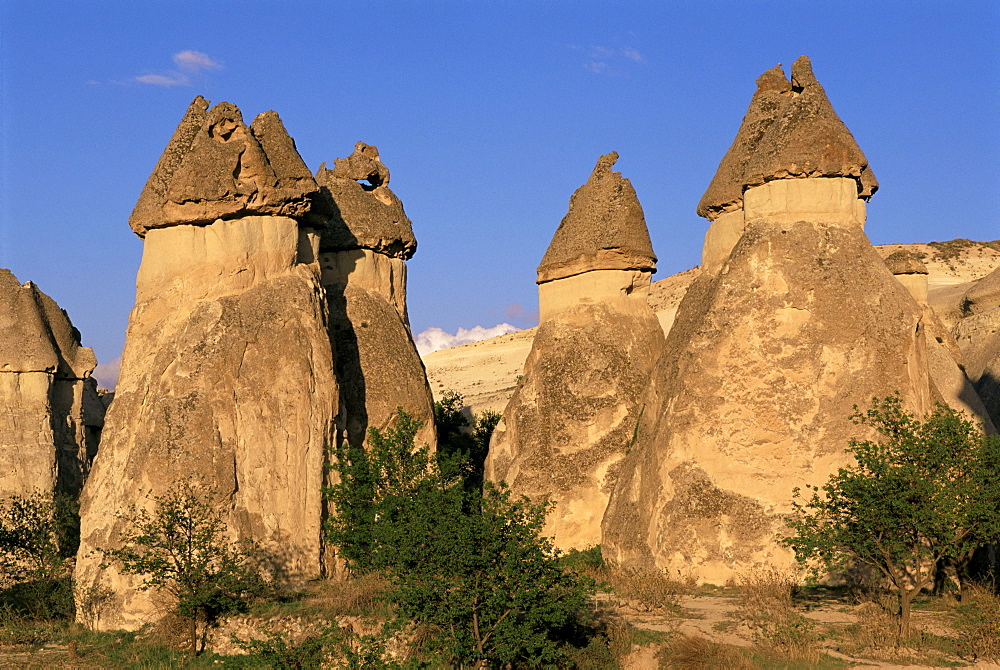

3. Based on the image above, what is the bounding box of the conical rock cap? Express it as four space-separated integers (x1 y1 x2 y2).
698 56 877 220
129 98 327 236
537 152 656 284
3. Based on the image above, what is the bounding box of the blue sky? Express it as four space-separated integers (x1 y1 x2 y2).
1 1 998 384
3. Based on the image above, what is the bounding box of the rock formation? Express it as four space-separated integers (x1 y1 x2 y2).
0 270 104 497
696 57 877 274
75 97 337 630
315 142 436 452
485 153 663 551
602 57 939 583
953 267 1000 428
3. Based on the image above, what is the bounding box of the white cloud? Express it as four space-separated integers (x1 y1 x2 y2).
92 355 121 391
621 47 645 63
416 323 519 357
582 46 645 75
133 50 223 87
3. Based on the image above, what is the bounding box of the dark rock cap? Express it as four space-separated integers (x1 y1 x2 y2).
0 269 96 377
698 56 878 220
537 152 656 284
129 98 329 236
884 250 929 275
315 142 417 259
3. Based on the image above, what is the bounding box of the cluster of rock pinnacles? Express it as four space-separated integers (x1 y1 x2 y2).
1 56 996 630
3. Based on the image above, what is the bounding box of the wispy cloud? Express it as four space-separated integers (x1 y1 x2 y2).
132 50 223 87
578 45 645 76
416 323 519 357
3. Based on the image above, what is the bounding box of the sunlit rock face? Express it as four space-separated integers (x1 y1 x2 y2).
0 270 104 498
603 58 939 584
953 267 1000 429
486 152 663 551
75 98 337 631
315 142 436 454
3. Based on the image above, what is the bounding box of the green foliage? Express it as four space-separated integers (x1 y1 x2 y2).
783 396 1000 636
433 390 501 491
0 492 78 620
100 484 267 655
232 625 342 669
326 409 595 667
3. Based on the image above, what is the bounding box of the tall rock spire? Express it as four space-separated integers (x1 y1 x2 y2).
537 152 656 284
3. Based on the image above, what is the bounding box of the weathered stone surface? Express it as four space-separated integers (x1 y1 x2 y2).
602 221 936 583
316 143 435 454
316 143 416 259
954 267 1000 428
697 56 877 220
537 153 656 284
486 302 662 550
487 154 662 551
76 213 337 630
885 250 929 276
129 98 328 236
0 270 103 497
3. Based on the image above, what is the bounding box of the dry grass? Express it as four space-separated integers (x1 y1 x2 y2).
737 568 820 664
604 566 694 614
297 572 390 618
657 634 753 669
954 582 1000 663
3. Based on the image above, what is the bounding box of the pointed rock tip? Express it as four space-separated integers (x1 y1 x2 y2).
756 64 790 92
791 55 817 88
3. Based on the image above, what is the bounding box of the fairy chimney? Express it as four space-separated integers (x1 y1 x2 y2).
0 270 104 498
885 250 930 305
315 143 435 453
486 153 663 551
696 56 877 273
76 98 337 631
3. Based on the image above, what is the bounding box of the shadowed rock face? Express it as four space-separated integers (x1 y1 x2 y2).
487 153 662 551
954 268 1000 427
76 99 337 631
537 152 656 284
602 221 936 581
129 97 329 236
697 56 877 221
316 142 435 454
0 270 104 497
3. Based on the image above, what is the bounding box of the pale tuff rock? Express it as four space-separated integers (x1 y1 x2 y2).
76 99 337 631
316 143 435 452
697 57 876 274
536 152 656 284
602 221 937 582
954 268 1000 428
129 97 329 236
486 154 663 551
0 270 104 497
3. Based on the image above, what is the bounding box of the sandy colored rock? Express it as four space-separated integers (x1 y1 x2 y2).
317 143 435 453
884 250 929 276
536 152 656 284
316 143 416 259
129 98 328 236
487 153 663 551
0 270 104 497
953 267 1000 428
602 220 937 583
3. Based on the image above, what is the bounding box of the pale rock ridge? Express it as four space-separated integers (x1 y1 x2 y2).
486 153 663 551
0 270 104 497
76 99 337 631
315 143 435 453
129 97 329 236
536 152 656 285
697 57 876 274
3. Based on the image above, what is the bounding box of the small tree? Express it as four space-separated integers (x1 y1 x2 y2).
783 396 1000 638
433 390 501 491
101 484 267 656
326 409 594 666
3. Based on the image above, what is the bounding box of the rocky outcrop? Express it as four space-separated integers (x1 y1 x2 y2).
0 270 104 497
75 98 337 630
697 56 876 274
316 142 435 452
602 59 935 583
486 153 663 551
954 268 1000 428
